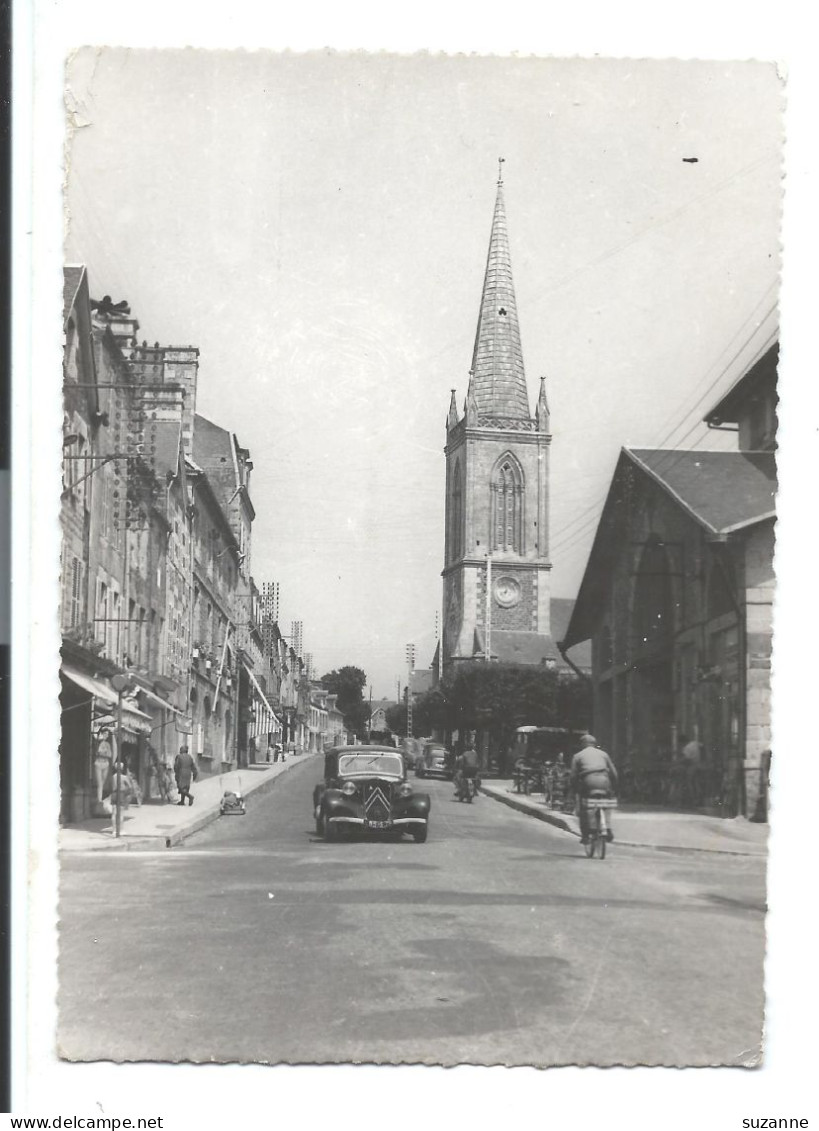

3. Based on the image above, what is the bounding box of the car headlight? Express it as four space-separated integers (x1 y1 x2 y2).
397 782 413 798
341 781 357 796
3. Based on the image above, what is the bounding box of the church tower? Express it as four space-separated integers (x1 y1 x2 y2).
442 164 555 671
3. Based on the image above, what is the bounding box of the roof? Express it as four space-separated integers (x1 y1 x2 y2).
562 446 777 649
368 699 396 715
63 266 86 327
474 628 560 666
151 419 183 478
705 341 778 426
550 597 591 671
628 449 776 535
470 182 531 419
409 669 434 695
193 413 256 522
193 413 234 470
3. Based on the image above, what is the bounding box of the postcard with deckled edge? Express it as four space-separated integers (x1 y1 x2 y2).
48 49 785 1078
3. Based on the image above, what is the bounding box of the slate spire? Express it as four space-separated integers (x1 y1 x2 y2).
469 165 530 419
447 388 460 431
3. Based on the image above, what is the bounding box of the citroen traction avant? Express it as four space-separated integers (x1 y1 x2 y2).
313 746 431 843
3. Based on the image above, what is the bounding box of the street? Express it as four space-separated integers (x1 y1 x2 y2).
59 756 765 1067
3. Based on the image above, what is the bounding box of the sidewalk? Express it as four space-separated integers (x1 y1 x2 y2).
479 779 768 856
59 755 314 852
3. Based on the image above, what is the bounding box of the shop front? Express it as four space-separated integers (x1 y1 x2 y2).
60 661 153 821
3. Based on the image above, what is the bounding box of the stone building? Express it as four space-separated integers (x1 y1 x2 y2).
184 453 241 771
190 414 275 766
561 343 777 820
60 274 187 818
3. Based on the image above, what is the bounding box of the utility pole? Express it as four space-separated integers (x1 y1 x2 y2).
367 685 373 742
485 552 492 662
405 643 416 740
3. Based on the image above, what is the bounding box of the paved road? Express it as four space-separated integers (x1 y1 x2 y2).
59 756 765 1066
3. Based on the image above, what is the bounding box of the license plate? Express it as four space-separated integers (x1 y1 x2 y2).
366 820 390 829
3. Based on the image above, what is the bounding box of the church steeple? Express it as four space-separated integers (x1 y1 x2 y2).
469 162 530 420
442 162 554 676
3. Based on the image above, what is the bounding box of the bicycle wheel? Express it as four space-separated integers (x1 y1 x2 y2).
584 814 596 857
598 809 606 859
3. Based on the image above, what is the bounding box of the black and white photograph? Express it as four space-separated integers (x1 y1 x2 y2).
51 50 783 1071
13 10 819 1121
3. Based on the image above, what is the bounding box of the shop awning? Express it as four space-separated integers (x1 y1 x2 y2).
60 664 118 706
94 700 153 736
135 684 182 714
242 662 282 729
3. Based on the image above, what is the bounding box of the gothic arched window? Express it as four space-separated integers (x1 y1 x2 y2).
491 454 524 553
450 460 464 562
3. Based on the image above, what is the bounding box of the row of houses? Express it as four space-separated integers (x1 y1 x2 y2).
60 268 344 823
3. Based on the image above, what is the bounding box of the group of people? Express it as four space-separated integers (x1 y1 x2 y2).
95 732 292 813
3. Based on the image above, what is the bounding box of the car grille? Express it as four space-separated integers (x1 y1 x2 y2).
363 783 392 823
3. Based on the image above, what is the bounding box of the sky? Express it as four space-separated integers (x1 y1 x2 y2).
64 53 782 697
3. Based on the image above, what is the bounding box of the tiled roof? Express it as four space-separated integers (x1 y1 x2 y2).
470 184 531 420
63 266 86 326
628 449 776 534
562 446 778 649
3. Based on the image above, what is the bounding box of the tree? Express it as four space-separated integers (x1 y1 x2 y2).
319 666 369 735
385 686 448 738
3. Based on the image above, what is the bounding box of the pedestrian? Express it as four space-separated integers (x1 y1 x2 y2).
174 744 198 807
266 740 275 764
94 728 114 803
680 734 702 807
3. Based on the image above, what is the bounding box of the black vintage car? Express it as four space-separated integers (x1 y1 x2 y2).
313 745 431 843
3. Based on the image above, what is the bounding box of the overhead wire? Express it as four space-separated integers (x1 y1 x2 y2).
545 311 779 564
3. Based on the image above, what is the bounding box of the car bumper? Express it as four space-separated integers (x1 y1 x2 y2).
326 815 427 826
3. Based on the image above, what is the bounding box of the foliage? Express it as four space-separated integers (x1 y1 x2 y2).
382 665 591 747
385 686 447 739
319 665 369 735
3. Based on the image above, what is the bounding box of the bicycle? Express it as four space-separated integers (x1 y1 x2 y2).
581 794 617 859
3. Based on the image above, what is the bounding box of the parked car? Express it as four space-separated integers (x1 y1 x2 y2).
416 742 452 780
313 746 431 843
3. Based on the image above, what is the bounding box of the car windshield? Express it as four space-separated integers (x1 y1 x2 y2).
338 753 404 779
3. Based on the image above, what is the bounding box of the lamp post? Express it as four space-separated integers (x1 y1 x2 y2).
110 672 135 838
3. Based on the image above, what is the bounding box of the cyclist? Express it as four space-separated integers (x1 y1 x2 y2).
454 743 480 800
570 734 618 844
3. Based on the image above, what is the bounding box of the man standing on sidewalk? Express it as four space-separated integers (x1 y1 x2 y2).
174 744 198 807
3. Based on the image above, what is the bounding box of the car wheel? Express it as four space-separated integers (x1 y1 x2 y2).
412 825 428 844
